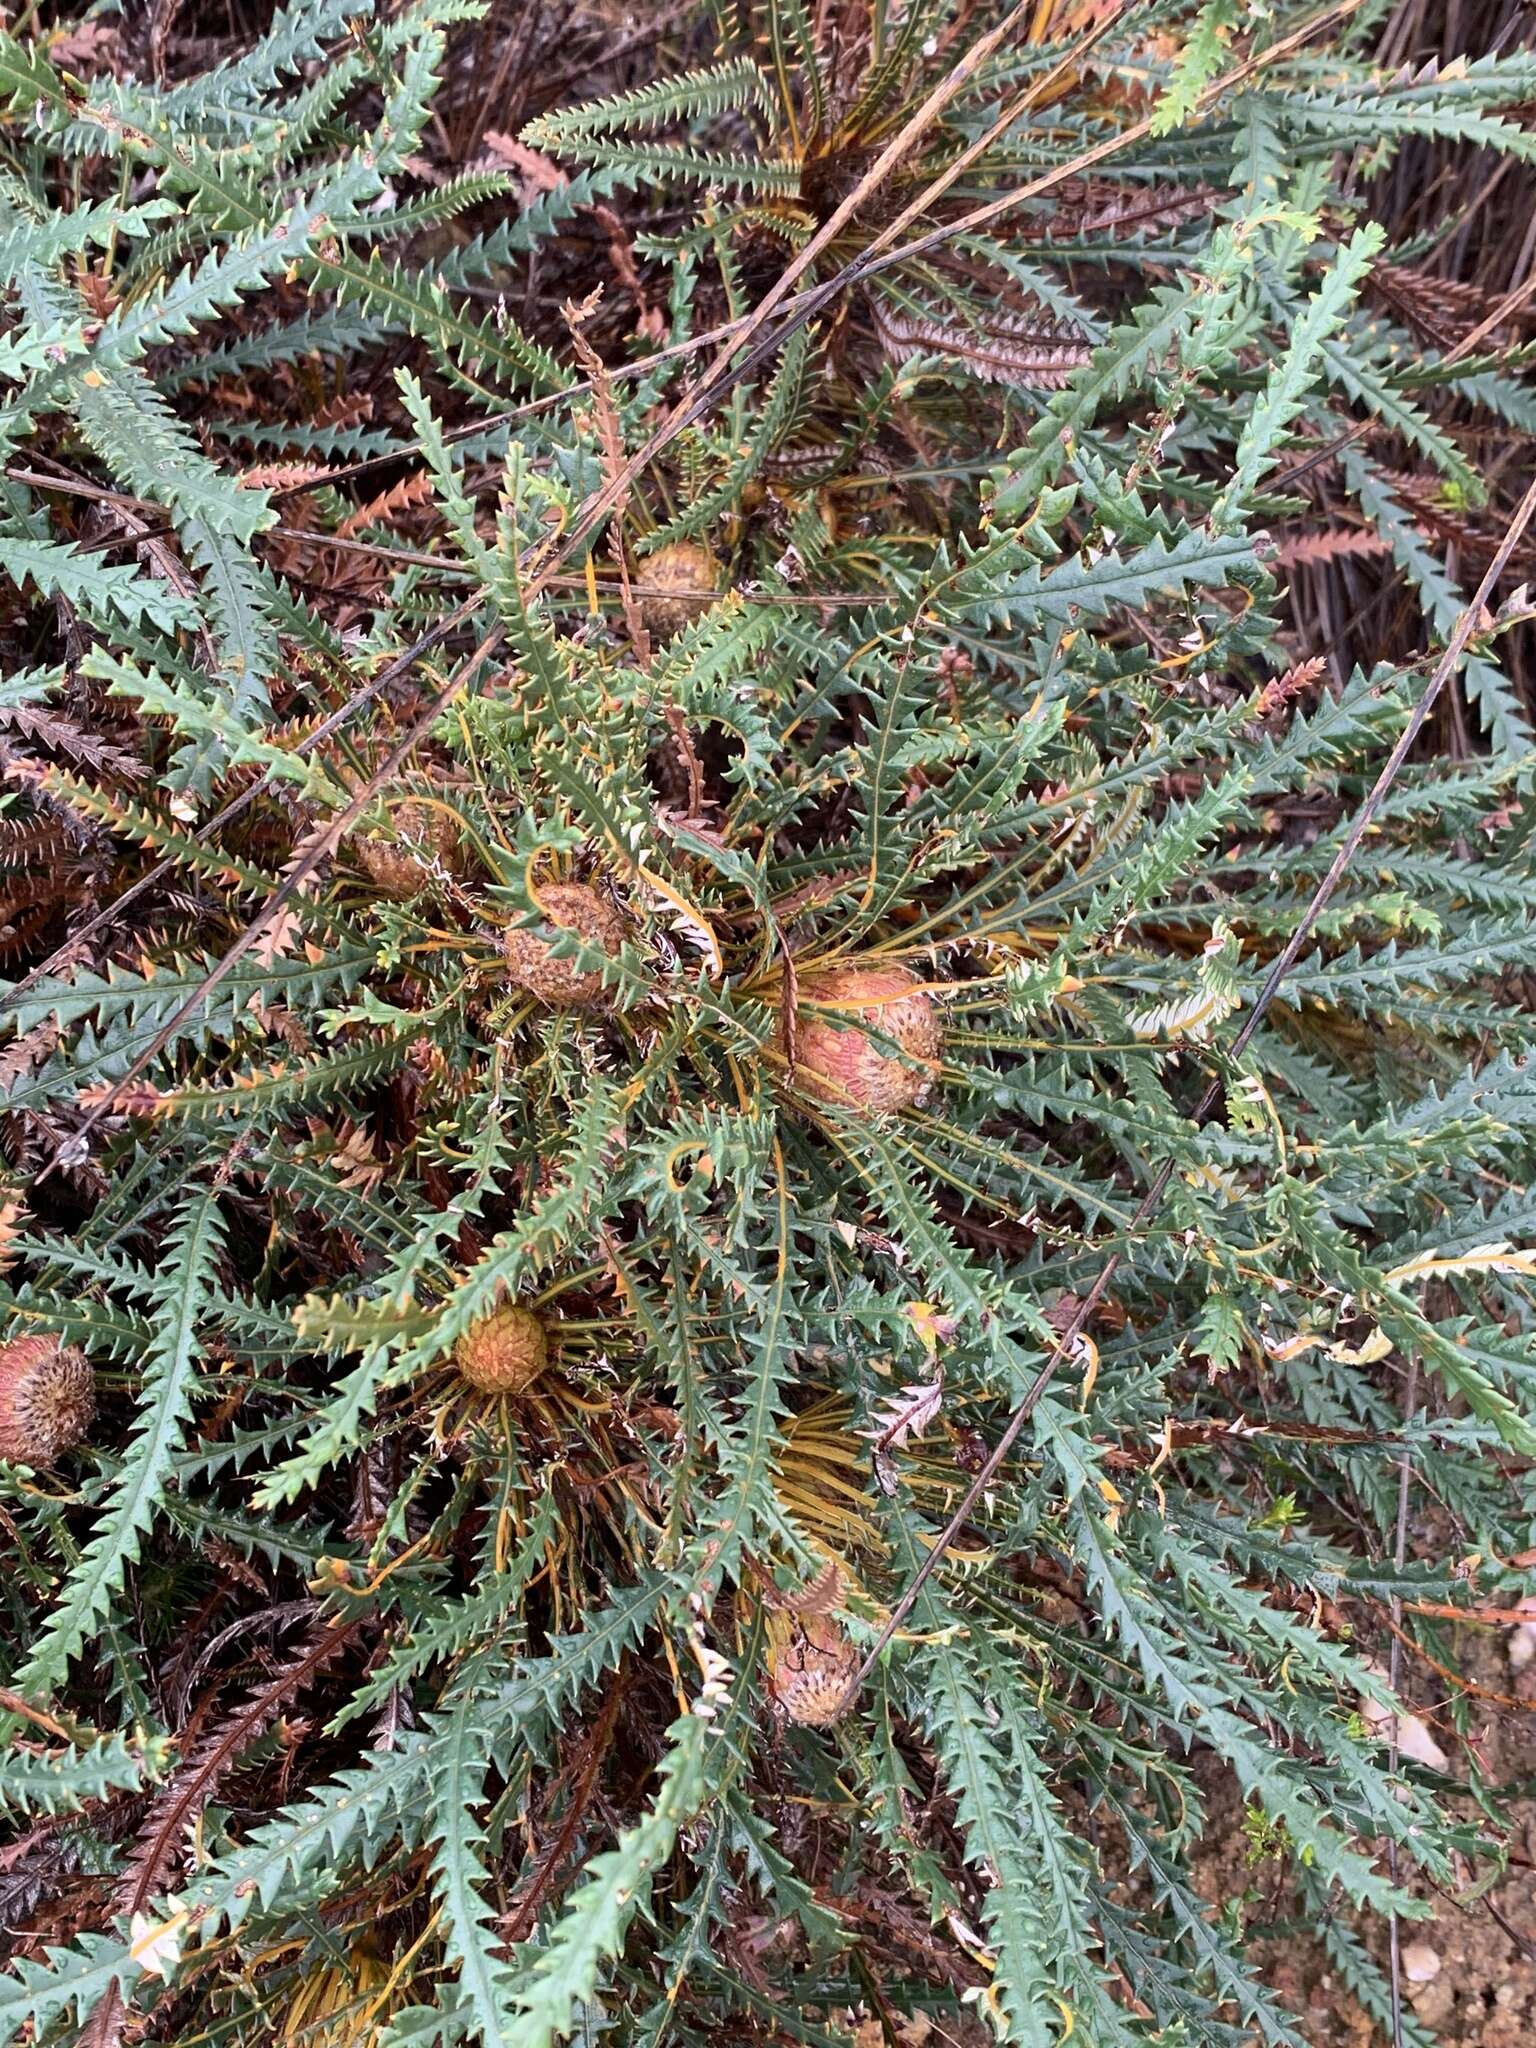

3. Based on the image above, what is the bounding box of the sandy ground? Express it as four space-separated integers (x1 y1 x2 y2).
1186 1626 1536 2046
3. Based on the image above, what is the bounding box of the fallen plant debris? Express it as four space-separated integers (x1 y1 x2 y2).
1 2 1536 2046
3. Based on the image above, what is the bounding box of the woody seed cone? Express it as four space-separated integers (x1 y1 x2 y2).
502 883 627 1009
782 964 942 1114
0 1334 96 1466
350 802 461 898
638 541 721 644
453 1303 550 1396
767 1609 860 1726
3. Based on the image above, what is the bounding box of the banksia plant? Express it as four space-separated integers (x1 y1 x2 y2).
782 963 943 1114
3 3 1536 2047
500 883 629 1010
0 1335 95 1468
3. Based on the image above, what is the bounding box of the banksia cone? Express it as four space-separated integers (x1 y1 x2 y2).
638 540 721 643
502 883 627 1009
782 964 942 1114
350 802 461 898
767 1609 860 1726
0 1335 95 1466
453 1303 549 1396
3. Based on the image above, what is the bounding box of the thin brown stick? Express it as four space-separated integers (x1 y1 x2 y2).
1480 1892 1536 1964
0 1686 81 1743
640 0 1039 421
864 0 1372 277
845 469 1536 1700
498 0 1372 598
500 2 1046 604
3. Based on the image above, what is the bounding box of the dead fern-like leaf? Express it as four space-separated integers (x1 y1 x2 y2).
869 290 1091 387
336 469 436 540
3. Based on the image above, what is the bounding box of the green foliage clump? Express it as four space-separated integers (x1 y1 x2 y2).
1 2 1534 2044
